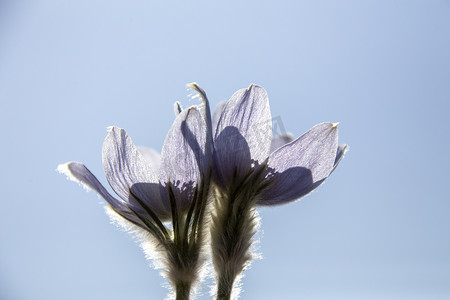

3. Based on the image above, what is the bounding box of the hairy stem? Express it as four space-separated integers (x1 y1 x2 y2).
216 272 234 300
175 281 192 300
165 216 200 300
211 184 259 300
168 175 211 300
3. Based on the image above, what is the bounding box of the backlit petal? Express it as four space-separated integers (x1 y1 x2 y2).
270 133 294 153
214 85 272 182
212 101 226 132
331 144 348 174
138 146 161 173
258 123 339 205
58 162 145 225
159 106 210 211
102 127 169 217
58 162 123 209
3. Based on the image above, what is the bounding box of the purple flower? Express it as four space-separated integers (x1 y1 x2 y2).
59 106 210 224
58 105 212 298
204 84 347 299
212 84 347 204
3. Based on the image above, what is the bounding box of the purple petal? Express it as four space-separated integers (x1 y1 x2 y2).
57 162 145 225
331 144 348 174
214 85 272 182
102 127 169 217
258 123 339 205
58 162 124 210
270 133 294 153
212 101 226 133
137 146 161 173
159 106 210 211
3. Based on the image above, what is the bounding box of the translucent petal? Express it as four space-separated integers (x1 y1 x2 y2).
102 127 169 217
212 101 226 133
270 133 294 153
58 162 124 209
137 146 161 173
331 144 349 174
57 162 145 225
258 123 339 205
159 107 210 211
214 85 272 182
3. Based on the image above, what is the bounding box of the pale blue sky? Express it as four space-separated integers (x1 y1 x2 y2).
1 1 449 299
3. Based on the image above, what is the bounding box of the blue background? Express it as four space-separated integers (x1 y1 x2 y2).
1 1 449 299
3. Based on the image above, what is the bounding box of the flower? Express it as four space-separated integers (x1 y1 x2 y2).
58 83 347 300
58 106 210 223
211 84 347 204
204 84 347 299
58 105 212 299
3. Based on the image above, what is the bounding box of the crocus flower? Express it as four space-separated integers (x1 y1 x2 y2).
202 84 347 299
58 105 212 300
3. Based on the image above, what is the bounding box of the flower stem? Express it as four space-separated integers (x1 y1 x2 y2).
210 184 259 300
168 176 211 300
175 281 191 300
216 273 234 300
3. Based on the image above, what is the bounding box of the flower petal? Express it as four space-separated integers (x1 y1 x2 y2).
331 144 348 174
137 146 161 173
102 127 169 217
258 123 339 205
212 101 226 132
58 162 125 210
159 106 210 211
214 85 272 182
270 133 294 153
58 162 148 225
